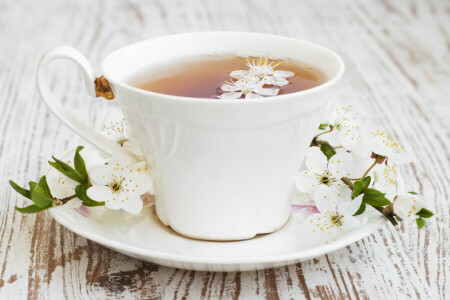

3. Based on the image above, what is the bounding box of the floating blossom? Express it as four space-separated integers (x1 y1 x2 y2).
87 158 153 214
230 57 294 87
218 75 279 99
393 193 424 219
306 185 362 242
295 147 352 195
365 129 411 164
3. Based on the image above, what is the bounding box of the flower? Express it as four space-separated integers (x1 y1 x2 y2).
87 158 153 214
306 185 362 242
327 105 364 151
365 129 411 164
295 147 353 195
218 75 279 99
393 193 424 219
47 147 105 208
104 119 145 160
370 163 398 199
230 57 294 87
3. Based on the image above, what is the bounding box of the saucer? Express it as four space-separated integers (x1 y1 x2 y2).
48 148 389 271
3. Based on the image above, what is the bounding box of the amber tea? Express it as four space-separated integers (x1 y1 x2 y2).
128 55 326 99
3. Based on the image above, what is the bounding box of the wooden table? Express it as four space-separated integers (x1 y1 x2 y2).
0 0 448 298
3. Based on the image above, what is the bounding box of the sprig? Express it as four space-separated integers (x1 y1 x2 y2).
315 122 434 230
10 146 104 214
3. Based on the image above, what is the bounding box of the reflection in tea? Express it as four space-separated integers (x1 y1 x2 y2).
129 55 326 99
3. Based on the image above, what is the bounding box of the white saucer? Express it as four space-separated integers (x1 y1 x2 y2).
48 148 388 271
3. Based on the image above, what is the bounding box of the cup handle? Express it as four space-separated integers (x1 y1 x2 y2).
37 46 124 156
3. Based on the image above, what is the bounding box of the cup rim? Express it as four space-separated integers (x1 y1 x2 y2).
102 31 345 104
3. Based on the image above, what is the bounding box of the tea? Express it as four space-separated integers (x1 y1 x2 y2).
129 55 326 99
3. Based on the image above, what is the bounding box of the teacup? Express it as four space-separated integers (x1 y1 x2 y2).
37 32 344 241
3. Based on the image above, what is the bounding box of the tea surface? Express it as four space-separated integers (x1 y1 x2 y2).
129 55 326 99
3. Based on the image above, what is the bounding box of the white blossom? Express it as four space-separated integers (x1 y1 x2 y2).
230 57 294 87
393 193 424 219
365 129 411 164
306 185 362 242
295 147 352 195
218 75 279 99
87 157 153 214
104 119 145 160
327 105 364 151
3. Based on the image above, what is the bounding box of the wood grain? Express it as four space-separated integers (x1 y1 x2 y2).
0 0 448 298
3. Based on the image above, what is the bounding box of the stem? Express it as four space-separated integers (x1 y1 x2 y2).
59 194 77 204
314 129 332 139
341 177 354 189
310 130 333 147
372 206 398 226
360 160 377 180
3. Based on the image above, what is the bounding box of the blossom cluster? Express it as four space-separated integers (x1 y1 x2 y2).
218 57 294 99
295 104 434 242
11 120 153 215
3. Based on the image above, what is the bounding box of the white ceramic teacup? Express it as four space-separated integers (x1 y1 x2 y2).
37 32 344 241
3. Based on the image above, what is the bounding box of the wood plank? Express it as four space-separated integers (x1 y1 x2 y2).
0 0 448 299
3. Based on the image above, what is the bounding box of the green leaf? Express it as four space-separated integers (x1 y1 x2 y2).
49 157 86 183
416 218 425 229
318 123 329 130
29 181 38 191
9 180 31 199
74 146 88 180
75 183 105 207
38 175 53 198
353 176 371 198
320 142 336 160
30 185 53 208
408 191 419 195
353 202 366 216
416 208 434 218
15 204 48 214
362 188 391 207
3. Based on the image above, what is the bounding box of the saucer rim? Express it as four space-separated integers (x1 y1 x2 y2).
49 206 387 265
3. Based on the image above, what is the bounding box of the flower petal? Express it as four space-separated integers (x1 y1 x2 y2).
245 93 263 99
270 77 289 87
229 70 247 78
218 92 243 99
340 215 361 231
328 151 352 178
305 147 328 174
221 84 240 92
274 70 294 78
314 185 337 213
121 195 143 214
295 171 320 194
87 185 112 203
254 87 279 96
123 172 153 195
339 194 363 216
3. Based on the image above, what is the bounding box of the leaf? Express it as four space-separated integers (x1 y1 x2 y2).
416 208 434 218
74 146 88 180
318 123 328 130
408 191 419 195
75 183 105 207
30 185 53 208
9 180 31 199
416 218 425 229
353 202 366 216
49 157 86 183
38 175 53 198
362 188 391 207
15 204 48 214
353 176 371 198
320 142 336 160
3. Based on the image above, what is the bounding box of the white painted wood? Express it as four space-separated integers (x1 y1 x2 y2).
0 0 448 298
